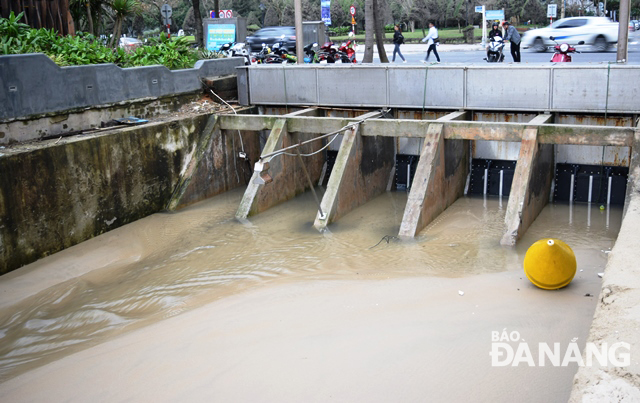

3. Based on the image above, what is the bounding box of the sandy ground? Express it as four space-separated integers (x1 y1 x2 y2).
0 269 604 403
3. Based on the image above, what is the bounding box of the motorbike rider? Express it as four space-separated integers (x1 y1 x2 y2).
488 22 502 40
486 22 503 56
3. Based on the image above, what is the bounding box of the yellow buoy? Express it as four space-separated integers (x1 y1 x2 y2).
523 238 577 290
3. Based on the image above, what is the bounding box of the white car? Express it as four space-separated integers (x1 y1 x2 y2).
521 17 618 52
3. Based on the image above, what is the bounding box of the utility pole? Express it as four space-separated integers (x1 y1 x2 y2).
617 0 630 63
294 0 304 64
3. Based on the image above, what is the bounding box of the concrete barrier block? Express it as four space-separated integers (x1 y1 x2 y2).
466 67 550 110
388 67 464 109
317 66 387 107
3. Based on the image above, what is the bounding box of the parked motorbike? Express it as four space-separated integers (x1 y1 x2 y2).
484 36 505 63
218 42 251 65
337 38 357 63
549 36 585 63
317 41 340 63
303 42 319 63
251 43 272 64
271 41 297 63
232 43 251 65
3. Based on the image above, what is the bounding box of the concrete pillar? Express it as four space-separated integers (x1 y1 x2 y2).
166 115 219 211
501 115 554 246
236 118 324 219
313 124 395 230
398 122 469 238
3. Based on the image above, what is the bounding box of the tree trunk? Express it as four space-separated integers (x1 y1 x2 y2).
363 0 374 63
373 0 388 62
85 1 94 35
111 16 122 48
194 0 204 47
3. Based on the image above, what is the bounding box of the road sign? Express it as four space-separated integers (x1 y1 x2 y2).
351 16 356 25
163 17 171 25
161 3 172 18
599 2 604 11
210 9 232 18
485 10 504 20
475 6 483 13
350 5 356 16
547 4 557 18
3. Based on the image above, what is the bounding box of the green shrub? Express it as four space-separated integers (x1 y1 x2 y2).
328 26 351 36
0 13 198 70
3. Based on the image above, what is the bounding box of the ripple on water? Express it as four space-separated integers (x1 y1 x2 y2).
0 188 623 382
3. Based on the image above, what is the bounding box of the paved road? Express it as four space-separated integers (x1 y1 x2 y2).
355 31 640 65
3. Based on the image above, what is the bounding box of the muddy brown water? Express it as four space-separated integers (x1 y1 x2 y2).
0 187 622 395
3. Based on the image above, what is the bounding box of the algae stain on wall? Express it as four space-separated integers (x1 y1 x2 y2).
0 114 260 275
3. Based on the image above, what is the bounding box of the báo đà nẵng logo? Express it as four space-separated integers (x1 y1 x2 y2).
490 329 630 367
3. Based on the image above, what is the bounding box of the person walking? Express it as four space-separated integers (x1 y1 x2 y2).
420 22 440 64
502 21 521 62
392 25 406 63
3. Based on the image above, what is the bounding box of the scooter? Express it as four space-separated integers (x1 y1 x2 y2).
484 36 505 63
231 42 251 65
251 43 271 64
218 42 251 65
549 36 585 63
303 42 319 63
337 38 357 63
271 35 298 63
317 41 340 63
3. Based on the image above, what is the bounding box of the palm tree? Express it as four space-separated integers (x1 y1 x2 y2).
109 0 141 47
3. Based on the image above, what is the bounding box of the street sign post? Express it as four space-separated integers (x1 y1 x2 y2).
350 5 356 33
547 4 557 24
481 6 486 47
161 4 172 36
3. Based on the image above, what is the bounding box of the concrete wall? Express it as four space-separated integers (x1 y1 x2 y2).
0 54 244 121
0 113 260 274
0 92 199 145
242 65 640 113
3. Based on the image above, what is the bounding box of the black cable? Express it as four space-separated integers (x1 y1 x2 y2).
369 235 399 250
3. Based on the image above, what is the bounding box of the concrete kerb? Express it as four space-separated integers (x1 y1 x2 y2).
568 129 640 401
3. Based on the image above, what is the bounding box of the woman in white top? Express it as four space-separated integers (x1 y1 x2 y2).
421 22 440 63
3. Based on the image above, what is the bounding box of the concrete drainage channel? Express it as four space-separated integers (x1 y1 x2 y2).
1 62 640 398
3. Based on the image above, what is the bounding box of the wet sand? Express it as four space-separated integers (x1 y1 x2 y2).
0 187 621 401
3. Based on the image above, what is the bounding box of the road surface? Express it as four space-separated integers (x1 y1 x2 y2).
354 31 640 65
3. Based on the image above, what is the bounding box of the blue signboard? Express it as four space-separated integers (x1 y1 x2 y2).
321 0 331 26
206 23 236 51
485 10 505 21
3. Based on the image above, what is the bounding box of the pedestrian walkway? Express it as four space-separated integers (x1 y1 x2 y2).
355 42 485 58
